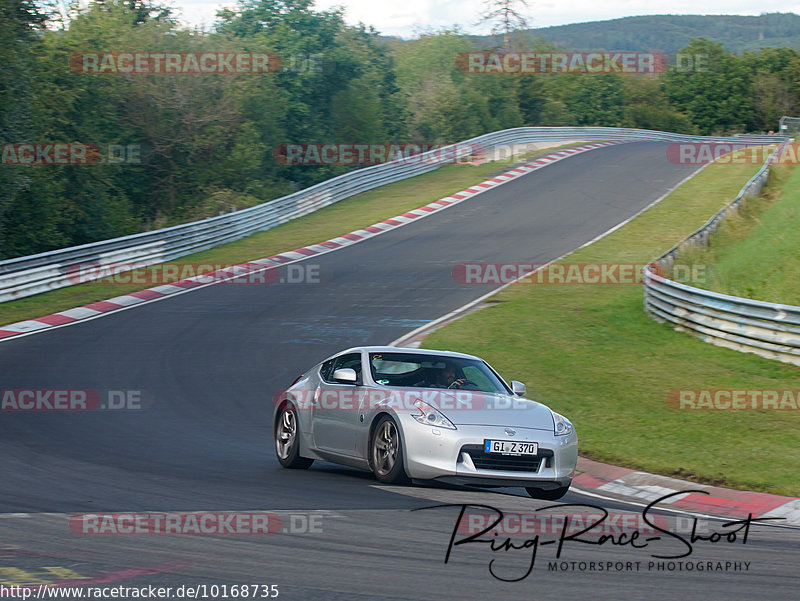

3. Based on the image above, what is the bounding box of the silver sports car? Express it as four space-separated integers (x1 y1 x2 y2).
273 346 578 499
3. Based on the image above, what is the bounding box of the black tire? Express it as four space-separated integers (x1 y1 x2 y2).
525 485 570 500
275 403 314 469
370 416 409 484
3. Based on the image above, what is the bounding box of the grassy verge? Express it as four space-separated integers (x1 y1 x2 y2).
675 162 800 304
0 143 580 327
423 157 800 497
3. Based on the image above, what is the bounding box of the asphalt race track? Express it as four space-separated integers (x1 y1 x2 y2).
2 141 798 600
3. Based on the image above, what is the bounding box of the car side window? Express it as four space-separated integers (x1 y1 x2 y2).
322 353 362 383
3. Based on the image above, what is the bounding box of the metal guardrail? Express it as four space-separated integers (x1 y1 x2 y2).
0 126 784 303
643 142 800 366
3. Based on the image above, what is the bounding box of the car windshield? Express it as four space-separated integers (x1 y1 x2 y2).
368 352 510 393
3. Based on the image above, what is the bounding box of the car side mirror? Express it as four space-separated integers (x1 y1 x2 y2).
511 380 526 396
333 368 358 384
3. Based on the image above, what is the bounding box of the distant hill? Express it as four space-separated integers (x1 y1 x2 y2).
472 13 800 54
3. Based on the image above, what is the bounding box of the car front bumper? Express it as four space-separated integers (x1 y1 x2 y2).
398 418 578 489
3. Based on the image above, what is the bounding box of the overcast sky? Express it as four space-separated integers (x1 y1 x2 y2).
169 0 800 37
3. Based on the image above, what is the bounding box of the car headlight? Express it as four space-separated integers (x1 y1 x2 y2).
552 411 573 436
412 400 456 430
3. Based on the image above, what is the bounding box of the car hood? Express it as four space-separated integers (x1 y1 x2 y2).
391 388 555 431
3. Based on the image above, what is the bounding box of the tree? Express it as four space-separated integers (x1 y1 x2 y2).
664 39 753 135
0 0 56 258
623 77 696 134
393 30 516 142
475 0 530 49
742 47 800 131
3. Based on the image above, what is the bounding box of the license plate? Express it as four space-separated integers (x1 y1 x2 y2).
484 440 538 455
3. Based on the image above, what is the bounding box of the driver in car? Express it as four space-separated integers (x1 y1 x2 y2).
417 362 467 389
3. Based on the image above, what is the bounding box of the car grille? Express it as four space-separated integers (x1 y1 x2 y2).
460 444 554 473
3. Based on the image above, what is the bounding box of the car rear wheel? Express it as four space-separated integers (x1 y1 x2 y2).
275 404 314 469
525 485 570 500
370 416 408 484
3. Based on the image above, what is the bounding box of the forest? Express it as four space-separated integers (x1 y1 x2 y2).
2 0 800 259
503 13 800 55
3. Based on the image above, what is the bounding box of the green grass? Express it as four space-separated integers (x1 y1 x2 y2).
0 143 579 327
423 157 800 497
675 163 800 304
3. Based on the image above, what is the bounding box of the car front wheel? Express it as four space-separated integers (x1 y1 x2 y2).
275 403 314 469
370 416 408 484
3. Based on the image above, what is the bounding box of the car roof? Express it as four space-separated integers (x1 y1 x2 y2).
329 346 482 362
